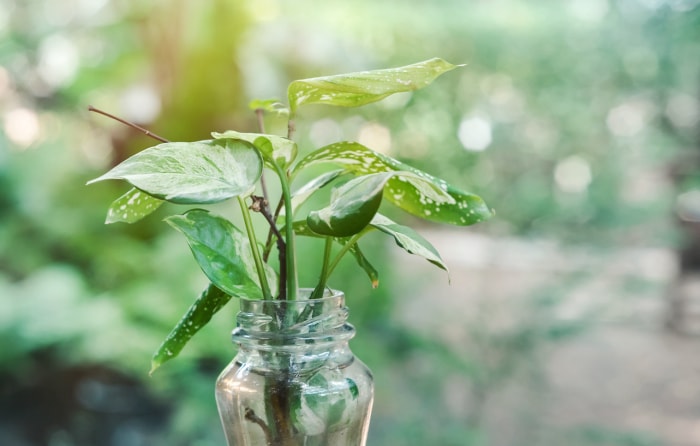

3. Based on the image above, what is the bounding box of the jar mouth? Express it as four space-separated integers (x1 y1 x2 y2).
238 288 344 304
233 289 352 341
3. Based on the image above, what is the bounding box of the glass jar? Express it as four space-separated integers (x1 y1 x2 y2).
215 290 374 446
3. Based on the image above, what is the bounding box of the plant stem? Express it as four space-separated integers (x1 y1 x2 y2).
287 118 296 140
273 164 298 301
263 198 285 262
88 106 169 143
254 108 273 214
266 376 296 446
326 232 365 279
252 195 287 297
244 408 274 445
311 237 334 299
238 196 272 300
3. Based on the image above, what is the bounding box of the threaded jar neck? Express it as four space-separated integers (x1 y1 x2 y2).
232 289 355 347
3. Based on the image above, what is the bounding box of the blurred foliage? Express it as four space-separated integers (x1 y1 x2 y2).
1 0 699 445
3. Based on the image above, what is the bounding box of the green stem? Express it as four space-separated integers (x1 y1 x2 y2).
326 232 365 280
238 196 272 300
273 164 298 301
311 237 334 299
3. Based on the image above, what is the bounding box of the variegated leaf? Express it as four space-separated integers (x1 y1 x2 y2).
370 213 448 274
288 58 460 114
105 187 164 224
295 141 492 226
150 283 231 374
87 139 262 204
165 209 277 298
307 173 392 237
212 130 297 169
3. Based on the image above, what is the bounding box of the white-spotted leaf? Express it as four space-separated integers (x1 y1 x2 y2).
295 141 492 226
87 139 262 204
150 283 231 374
370 213 448 275
288 58 460 114
105 188 164 224
307 173 392 237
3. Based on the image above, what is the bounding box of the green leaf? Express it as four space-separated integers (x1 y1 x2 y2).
150 283 231 374
87 139 263 204
288 58 460 114
307 172 392 237
105 187 164 224
212 130 297 170
295 141 492 226
346 378 359 399
370 213 448 274
347 242 379 288
165 209 277 298
293 370 358 435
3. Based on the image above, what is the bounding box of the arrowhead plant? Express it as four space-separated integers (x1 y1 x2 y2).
88 58 493 373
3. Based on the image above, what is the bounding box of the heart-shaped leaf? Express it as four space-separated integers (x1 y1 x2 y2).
105 187 164 224
370 213 448 274
307 173 392 237
87 139 263 204
288 58 460 114
150 283 231 374
212 130 297 170
165 209 277 298
295 141 492 226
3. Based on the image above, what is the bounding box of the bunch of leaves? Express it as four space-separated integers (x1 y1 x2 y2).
88 58 493 372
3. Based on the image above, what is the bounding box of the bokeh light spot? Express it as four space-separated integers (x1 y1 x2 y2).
458 116 492 152
309 118 342 148
38 34 80 89
554 155 592 193
120 84 161 124
606 99 655 137
666 93 700 128
358 122 391 154
4 108 41 148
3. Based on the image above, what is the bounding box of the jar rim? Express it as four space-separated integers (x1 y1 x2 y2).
238 288 345 304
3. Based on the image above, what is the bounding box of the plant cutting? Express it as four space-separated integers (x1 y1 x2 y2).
88 58 492 446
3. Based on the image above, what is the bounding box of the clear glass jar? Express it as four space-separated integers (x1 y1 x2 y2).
215 290 374 446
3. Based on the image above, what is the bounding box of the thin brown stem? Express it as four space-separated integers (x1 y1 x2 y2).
251 196 287 300
287 119 295 140
244 408 274 445
262 197 285 262
254 108 273 210
88 106 169 143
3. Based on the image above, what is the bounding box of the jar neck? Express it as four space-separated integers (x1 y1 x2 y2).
232 290 355 349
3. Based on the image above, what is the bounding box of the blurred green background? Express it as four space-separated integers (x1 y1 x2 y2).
2 1 700 445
